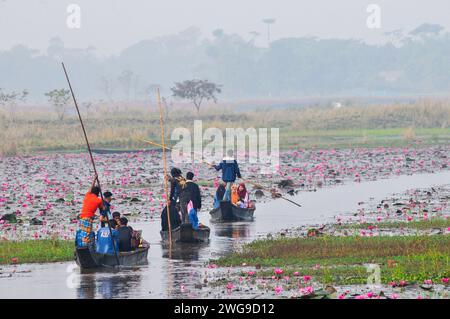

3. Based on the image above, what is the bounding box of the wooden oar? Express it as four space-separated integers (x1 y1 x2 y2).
136 137 302 208
62 62 121 266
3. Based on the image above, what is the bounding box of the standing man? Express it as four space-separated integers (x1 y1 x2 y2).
182 172 202 228
77 173 105 247
212 150 242 202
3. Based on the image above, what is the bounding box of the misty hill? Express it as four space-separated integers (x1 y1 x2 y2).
1 24 449 102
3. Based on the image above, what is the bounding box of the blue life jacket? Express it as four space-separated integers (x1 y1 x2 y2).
96 227 119 255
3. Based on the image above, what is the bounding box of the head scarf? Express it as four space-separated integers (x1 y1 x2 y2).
237 183 247 199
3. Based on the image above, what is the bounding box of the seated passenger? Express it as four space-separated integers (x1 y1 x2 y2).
236 183 250 208
112 212 121 228
161 201 182 231
117 217 133 252
96 220 119 255
213 183 226 209
231 184 239 205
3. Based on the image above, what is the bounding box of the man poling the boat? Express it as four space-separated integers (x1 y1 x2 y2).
168 167 189 222
211 150 242 202
76 173 105 247
63 62 121 266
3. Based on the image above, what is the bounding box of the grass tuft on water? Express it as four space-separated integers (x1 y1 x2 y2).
216 235 450 285
0 240 74 264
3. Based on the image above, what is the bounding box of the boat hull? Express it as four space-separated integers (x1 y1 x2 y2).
160 223 210 243
75 245 149 269
210 201 255 222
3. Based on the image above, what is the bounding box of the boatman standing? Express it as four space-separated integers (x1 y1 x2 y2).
212 150 242 202
76 173 105 247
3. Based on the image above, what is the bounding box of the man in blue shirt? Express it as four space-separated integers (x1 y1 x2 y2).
212 150 242 201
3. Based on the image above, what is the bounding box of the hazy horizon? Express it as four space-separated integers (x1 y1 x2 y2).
1 0 450 55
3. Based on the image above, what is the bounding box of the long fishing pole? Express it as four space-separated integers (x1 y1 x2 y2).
157 88 173 245
62 62 120 266
137 138 302 208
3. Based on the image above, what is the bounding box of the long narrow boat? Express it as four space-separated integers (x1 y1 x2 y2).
210 200 255 222
75 245 149 270
160 223 210 243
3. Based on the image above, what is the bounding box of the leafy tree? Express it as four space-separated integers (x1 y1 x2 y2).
45 89 71 121
171 79 221 114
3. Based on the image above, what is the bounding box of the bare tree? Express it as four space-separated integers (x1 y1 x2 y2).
171 79 222 114
99 76 115 101
118 70 134 101
0 88 28 122
45 89 71 121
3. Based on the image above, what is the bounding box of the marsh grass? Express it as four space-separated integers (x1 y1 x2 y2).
336 218 450 230
0 240 74 264
217 235 450 285
0 100 449 155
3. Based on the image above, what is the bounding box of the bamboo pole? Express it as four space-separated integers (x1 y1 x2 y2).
137 137 302 208
157 89 173 245
62 62 120 266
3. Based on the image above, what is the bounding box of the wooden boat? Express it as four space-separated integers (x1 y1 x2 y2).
160 223 210 243
210 200 255 222
75 245 149 270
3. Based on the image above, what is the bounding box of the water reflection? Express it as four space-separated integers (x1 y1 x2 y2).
77 270 142 299
161 243 209 260
214 222 252 239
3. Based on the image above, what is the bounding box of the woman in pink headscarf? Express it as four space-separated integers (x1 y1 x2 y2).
237 183 250 208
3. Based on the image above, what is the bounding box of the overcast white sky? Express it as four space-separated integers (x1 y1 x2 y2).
1 0 449 55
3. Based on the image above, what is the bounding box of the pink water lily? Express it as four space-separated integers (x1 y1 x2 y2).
293 271 300 276
274 268 283 275
299 286 314 295
441 278 448 284
274 286 283 294
303 275 311 282
226 282 234 290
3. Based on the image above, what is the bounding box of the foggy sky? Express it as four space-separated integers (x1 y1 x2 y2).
1 0 450 55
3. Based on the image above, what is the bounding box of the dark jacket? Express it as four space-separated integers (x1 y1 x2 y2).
118 226 133 252
169 176 186 202
214 159 241 183
180 180 202 210
161 203 182 231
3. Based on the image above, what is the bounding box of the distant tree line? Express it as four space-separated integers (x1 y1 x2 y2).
1 24 450 101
